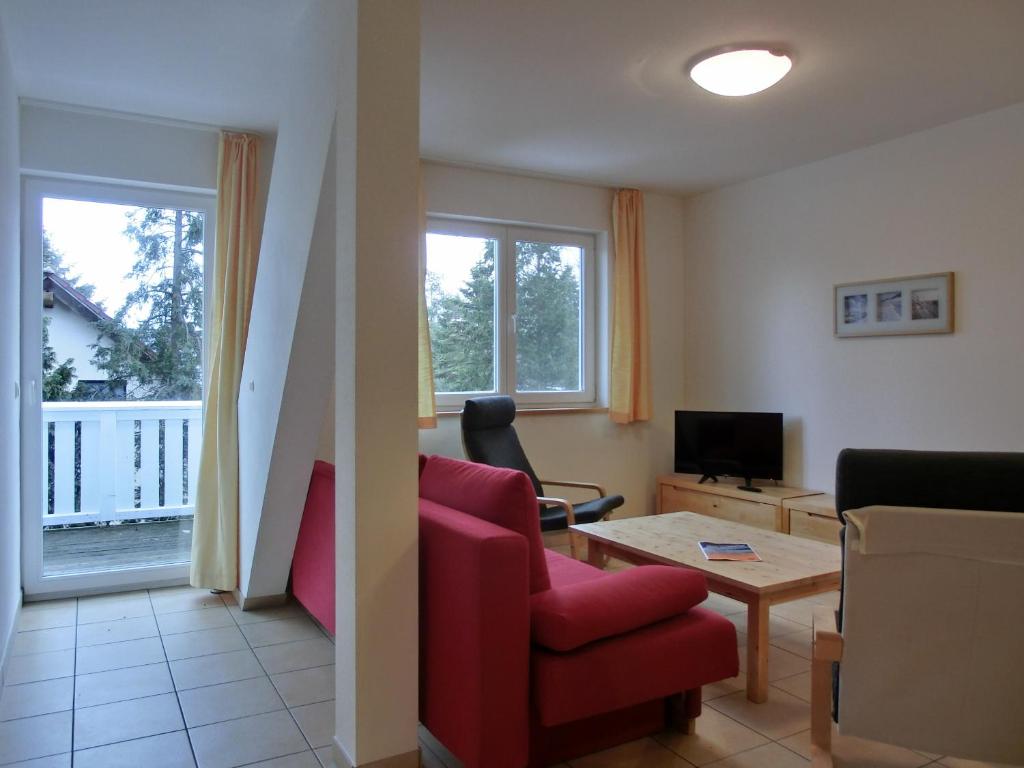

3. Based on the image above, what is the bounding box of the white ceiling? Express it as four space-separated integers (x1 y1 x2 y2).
0 0 315 132
4 1 1024 194
421 0 1024 194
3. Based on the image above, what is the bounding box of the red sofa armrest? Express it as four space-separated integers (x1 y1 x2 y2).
419 500 531 768
530 566 708 652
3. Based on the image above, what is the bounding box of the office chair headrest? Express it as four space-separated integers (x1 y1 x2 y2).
462 395 517 431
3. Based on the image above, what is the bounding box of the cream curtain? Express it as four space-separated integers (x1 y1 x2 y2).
609 188 651 424
190 132 262 590
417 173 437 428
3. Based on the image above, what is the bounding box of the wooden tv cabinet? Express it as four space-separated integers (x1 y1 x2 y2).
656 473 822 533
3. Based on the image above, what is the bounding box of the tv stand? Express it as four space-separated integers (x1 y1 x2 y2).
657 473 822 532
737 481 763 493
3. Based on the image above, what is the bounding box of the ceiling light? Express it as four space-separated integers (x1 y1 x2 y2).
688 47 792 97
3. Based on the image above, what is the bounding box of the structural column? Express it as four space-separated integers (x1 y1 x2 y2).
334 1 421 766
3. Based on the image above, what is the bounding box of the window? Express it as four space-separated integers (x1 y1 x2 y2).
426 218 596 408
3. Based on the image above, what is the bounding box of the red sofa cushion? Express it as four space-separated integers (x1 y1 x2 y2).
419 455 551 593
532 606 739 727
530 566 708 652
544 548 604 588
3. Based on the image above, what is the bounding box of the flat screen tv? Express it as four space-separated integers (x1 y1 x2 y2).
674 410 783 492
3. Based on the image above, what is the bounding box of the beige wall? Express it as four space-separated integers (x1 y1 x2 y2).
418 162 687 517
682 102 1024 493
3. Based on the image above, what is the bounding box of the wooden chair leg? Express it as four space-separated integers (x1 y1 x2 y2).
811 607 842 768
667 688 701 734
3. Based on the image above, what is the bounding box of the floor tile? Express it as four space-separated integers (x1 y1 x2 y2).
0 753 71 768
737 645 810 681
271 665 334 708
73 691 183 749
779 728 934 766
76 614 159 647
0 710 72 764
655 707 769 765
178 675 285 728
11 626 76 656
188 710 309 768
150 587 226 615
162 625 248 661
0 677 74 721
156 605 235 636
771 672 811 703
702 594 748 616
702 675 745 702
77 593 152 625
707 688 810 741
292 699 335 749
73 730 196 768
726 612 807 639
314 746 335 767
75 636 166 675
569 736 693 767
254 638 335 675
17 601 77 632
771 629 812 660
228 603 306 626
4 649 75 685
770 599 818 628
240 617 323 648
938 758 1023 767
248 751 324 768
74 662 174 708
169 648 266 690
704 742 808 766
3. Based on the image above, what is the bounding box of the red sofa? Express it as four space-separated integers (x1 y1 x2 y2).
291 460 336 634
419 455 739 768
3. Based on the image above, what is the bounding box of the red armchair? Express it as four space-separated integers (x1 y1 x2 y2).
419 455 739 768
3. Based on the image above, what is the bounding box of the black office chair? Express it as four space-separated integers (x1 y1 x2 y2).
461 396 625 558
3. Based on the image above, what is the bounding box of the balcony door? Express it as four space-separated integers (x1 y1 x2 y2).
21 178 215 597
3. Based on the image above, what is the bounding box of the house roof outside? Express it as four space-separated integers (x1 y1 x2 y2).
43 270 115 326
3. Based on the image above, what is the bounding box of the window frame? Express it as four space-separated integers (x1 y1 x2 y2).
426 216 597 410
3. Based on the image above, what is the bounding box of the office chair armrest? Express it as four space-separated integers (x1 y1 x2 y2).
539 479 607 498
537 496 576 526
538 496 578 559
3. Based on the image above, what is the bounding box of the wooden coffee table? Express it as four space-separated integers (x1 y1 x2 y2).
572 511 841 703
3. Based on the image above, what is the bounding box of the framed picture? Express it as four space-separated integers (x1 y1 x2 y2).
834 272 954 338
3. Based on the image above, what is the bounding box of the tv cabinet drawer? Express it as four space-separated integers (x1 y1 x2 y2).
789 510 841 544
659 486 778 531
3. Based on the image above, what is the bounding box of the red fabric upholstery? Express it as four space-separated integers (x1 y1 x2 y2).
530 566 709 652
531 606 738 727
417 454 740 766
419 499 530 768
420 455 551 593
291 461 335 635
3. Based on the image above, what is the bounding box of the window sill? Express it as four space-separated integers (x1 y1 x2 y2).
436 406 608 418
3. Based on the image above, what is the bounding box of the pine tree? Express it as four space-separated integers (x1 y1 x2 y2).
42 316 76 401
91 208 205 400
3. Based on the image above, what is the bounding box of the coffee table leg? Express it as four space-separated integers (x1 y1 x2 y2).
586 538 605 568
746 599 770 703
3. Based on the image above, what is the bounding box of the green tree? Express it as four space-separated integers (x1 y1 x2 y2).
425 239 582 393
43 232 96 300
91 208 204 400
427 240 495 392
513 242 581 391
42 316 76 402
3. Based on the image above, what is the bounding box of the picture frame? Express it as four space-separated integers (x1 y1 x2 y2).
834 272 954 338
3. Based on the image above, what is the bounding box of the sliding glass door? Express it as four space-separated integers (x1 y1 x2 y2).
22 178 215 597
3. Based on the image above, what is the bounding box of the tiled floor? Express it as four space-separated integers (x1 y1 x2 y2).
0 586 335 768
2 586 1018 768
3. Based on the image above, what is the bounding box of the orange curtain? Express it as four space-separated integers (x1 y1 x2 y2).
610 189 651 424
190 132 261 590
417 172 437 428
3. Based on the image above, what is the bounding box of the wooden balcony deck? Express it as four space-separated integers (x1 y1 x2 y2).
42 519 192 576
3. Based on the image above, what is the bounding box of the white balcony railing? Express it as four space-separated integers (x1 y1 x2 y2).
42 401 202 527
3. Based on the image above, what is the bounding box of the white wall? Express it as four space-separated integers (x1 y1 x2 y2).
682 103 1024 493
418 162 687 517
43 304 110 381
236 0 338 600
0 17 20 680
